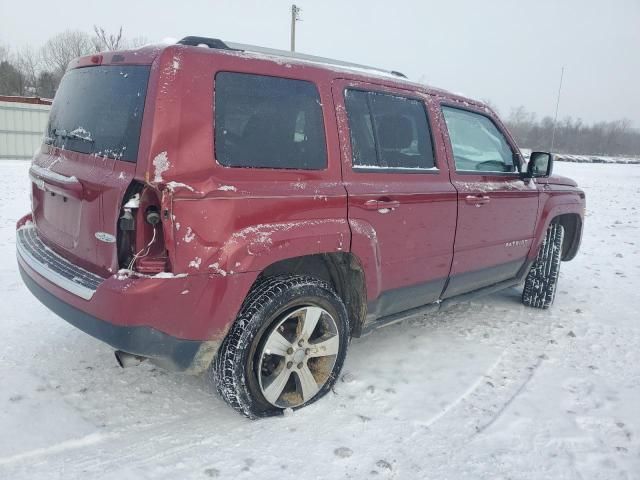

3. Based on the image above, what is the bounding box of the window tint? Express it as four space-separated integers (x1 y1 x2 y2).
441 106 515 173
344 89 435 170
46 66 150 162
215 72 326 170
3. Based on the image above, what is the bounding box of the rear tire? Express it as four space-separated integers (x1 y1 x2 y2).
211 275 349 419
522 222 565 309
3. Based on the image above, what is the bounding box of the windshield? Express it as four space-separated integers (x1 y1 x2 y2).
45 65 150 162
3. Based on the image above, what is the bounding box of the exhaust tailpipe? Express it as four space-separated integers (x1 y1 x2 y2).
114 350 146 368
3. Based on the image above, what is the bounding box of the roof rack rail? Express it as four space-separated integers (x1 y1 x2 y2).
176 36 407 79
177 36 235 50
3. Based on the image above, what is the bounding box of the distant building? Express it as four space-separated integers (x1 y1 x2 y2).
0 96 52 160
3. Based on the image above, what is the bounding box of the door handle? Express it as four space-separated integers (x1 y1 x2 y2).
363 199 380 210
363 199 400 213
378 200 400 209
465 195 490 206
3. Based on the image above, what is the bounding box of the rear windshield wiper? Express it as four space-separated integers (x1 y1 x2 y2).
51 128 94 143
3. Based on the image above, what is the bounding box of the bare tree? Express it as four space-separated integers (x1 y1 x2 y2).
0 60 26 95
92 25 123 52
505 106 640 156
482 98 500 116
14 46 41 96
41 30 93 78
127 36 149 49
36 71 57 99
0 44 9 63
1 28 149 98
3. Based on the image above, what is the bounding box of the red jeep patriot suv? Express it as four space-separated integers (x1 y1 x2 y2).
16 36 585 418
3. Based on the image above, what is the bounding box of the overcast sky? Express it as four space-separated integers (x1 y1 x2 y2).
1 0 638 125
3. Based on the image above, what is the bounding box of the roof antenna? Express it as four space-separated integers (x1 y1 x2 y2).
550 66 565 153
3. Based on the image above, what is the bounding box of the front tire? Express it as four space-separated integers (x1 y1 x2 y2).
212 275 349 419
522 222 565 309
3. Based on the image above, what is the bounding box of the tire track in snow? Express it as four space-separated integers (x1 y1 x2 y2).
408 301 556 449
0 433 114 467
0 301 559 479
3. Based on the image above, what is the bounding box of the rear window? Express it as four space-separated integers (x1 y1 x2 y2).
214 72 327 170
45 65 150 162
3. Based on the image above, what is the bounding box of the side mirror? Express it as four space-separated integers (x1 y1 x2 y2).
524 151 554 178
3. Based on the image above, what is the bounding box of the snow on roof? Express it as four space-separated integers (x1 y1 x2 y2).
0 95 52 105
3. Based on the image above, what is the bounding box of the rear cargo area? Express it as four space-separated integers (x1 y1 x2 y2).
30 65 150 276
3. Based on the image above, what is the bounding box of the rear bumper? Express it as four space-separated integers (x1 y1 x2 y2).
17 224 103 300
16 216 259 371
19 263 202 371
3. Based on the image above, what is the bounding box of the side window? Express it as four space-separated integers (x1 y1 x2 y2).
441 106 515 173
344 89 435 170
214 72 327 169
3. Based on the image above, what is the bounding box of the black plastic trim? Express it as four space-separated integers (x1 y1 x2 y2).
454 171 520 177
19 264 202 371
442 259 525 299
352 167 440 175
177 36 236 50
366 278 446 320
361 258 535 335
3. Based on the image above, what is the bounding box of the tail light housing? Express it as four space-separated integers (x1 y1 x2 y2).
118 184 169 274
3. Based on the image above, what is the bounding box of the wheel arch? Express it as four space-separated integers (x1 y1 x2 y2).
257 252 368 337
531 194 584 262
554 213 583 261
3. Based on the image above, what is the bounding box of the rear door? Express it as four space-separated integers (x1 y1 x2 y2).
30 64 150 276
332 79 457 320
439 104 539 297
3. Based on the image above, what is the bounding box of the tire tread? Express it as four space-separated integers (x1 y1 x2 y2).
522 222 565 309
211 274 347 418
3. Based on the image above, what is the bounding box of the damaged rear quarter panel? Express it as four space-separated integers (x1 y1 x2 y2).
170 189 350 275
147 52 350 276
136 49 350 340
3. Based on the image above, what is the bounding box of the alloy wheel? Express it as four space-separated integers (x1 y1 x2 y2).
257 305 340 408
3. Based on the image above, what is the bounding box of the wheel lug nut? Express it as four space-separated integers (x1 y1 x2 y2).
298 340 304 347
286 361 293 369
287 347 294 354
305 348 310 355
297 363 303 369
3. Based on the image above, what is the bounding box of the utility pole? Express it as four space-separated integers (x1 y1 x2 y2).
550 66 565 152
290 4 302 52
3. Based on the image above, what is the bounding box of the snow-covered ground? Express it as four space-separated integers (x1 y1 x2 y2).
521 148 640 165
554 153 640 165
0 160 638 479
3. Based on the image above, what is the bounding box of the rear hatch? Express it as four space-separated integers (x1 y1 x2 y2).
30 64 150 276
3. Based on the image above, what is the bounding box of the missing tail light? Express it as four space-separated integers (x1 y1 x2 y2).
118 183 169 274
145 206 161 225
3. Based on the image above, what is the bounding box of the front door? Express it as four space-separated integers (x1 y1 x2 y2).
439 104 539 298
332 80 457 321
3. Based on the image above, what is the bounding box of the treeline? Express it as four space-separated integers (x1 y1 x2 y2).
505 106 640 157
0 27 145 99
